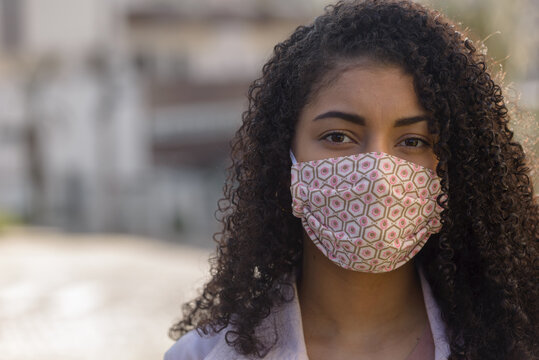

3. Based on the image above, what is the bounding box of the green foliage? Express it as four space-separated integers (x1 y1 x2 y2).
0 210 21 231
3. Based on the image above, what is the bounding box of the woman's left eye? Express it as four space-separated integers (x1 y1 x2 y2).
398 137 430 148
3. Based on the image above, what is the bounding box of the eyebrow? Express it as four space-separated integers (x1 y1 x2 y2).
313 111 431 127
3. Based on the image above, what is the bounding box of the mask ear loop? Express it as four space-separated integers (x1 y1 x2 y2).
290 150 298 165
284 150 299 215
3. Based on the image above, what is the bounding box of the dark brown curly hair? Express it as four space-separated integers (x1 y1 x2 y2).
170 1 539 358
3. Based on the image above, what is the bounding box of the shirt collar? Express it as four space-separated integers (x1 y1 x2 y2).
206 268 450 360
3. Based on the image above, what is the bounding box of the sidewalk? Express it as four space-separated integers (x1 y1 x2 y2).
0 227 212 360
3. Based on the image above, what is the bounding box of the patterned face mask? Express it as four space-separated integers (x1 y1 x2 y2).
290 151 443 273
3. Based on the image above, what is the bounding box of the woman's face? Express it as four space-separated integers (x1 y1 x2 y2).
292 63 438 171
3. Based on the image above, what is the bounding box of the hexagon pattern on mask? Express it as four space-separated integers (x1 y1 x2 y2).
290 152 443 273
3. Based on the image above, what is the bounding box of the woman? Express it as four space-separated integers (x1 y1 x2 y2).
166 1 538 359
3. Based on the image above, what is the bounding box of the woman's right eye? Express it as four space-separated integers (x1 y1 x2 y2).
322 132 354 144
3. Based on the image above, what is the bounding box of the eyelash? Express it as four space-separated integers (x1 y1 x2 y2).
396 137 431 148
321 131 354 144
321 131 431 148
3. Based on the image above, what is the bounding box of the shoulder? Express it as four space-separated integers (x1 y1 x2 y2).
164 329 224 360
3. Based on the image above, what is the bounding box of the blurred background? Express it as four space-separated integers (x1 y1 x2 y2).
0 0 536 359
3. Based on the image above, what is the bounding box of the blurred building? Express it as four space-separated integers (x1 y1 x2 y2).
127 2 313 242
0 0 149 236
0 0 535 243
0 0 315 243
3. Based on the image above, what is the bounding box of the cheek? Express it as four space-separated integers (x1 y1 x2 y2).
396 152 438 174
419 153 438 172
426 152 439 172
419 157 438 173
431 157 439 172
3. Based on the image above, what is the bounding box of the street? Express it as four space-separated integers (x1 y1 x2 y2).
0 227 212 360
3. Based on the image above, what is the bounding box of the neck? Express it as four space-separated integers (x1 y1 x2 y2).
298 238 427 339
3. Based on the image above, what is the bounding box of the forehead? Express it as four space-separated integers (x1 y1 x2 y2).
302 64 423 122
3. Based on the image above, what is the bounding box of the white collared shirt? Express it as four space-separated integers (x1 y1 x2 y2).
164 270 450 360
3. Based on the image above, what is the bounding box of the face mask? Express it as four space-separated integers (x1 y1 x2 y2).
290 151 443 273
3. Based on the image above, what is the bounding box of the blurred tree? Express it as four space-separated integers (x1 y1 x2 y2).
422 0 538 187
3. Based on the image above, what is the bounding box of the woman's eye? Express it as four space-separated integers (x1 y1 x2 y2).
398 137 430 148
322 132 353 144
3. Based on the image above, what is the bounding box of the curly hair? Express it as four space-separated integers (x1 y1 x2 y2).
169 1 539 358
